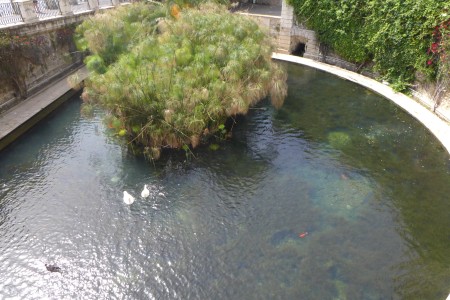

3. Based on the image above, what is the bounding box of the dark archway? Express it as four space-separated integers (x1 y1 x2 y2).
292 42 306 57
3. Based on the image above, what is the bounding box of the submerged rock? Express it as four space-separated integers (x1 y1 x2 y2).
311 174 373 220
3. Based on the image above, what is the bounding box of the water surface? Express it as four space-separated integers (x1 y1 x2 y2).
0 64 449 299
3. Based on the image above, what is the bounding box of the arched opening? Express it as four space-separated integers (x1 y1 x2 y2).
292 42 306 57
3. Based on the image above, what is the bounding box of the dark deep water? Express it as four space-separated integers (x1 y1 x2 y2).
0 63 449 299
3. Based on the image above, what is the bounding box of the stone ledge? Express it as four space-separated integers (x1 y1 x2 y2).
0 62 83 115
273 53 450 156
0 66 88 151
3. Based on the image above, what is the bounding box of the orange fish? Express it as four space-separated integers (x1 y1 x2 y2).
299 232 309 238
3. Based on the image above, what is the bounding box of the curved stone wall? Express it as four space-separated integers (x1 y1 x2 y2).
273 53 450 156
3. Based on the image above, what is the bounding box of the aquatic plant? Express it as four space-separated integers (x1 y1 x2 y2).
76 2 287 159
327 131 350 149
74 2 166 69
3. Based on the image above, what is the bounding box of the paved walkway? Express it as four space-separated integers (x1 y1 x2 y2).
0 66 88 151
235 3 281 17
273 53 450 156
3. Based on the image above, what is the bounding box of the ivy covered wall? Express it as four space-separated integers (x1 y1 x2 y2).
287 0 450 91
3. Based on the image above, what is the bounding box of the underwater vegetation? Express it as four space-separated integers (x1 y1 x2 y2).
327 131 351 149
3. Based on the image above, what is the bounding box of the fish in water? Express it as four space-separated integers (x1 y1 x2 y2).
45 264 61 273
299 232 309 238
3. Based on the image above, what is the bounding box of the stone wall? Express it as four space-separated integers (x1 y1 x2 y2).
0 13 90 113
272 1 370 74
276 0 291 54
290 24 372 75
278 3 450 121
254 0 281 6
412 83 450 122
244 2 450 122
241 14 281 43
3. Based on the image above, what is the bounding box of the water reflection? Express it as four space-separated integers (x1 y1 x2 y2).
0 64 449 299
279 63 450 299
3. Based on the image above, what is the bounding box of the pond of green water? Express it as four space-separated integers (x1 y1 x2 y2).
0 63 449 299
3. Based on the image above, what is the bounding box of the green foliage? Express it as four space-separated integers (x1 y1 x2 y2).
75 2 166 67
85 55 106 74
288 0 450 90
209 143 220 151
438 24 450 78
80 102 94 117
76 2 287 159
167 0 231 10
428 19 450 109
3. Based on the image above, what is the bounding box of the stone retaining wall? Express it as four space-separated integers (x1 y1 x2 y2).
239 13 280 43
0 13 89 113
271 1 450 121
2 2 448 123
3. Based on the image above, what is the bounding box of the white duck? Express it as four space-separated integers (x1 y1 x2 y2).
141 184 150 198
123 191 135 205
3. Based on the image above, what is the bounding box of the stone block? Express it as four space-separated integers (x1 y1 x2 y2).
15 0 38 23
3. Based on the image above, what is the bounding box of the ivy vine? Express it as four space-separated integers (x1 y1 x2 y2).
287 0 450 91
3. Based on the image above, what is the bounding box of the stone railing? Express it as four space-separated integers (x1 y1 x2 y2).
0 0 132 111
0 0 130 27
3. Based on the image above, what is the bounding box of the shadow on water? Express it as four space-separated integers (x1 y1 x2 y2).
0 63 449 299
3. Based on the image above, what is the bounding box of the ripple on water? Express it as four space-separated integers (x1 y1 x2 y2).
0 66 450 299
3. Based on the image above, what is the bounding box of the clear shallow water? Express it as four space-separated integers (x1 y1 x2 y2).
0 63 449 299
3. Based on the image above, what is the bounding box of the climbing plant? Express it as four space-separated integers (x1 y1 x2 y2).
76 2 287 159
55 25 76 48
287 0 450 91
427 19 450 110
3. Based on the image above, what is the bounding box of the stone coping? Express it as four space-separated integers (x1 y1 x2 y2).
238 12 281 19
273 53 450 156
